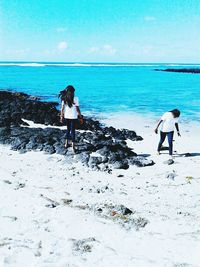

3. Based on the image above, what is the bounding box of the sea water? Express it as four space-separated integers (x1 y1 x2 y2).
0 62 199 122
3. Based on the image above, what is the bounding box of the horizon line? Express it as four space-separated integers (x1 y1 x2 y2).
0 60 200 65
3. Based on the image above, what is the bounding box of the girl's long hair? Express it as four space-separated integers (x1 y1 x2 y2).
59 85 75 108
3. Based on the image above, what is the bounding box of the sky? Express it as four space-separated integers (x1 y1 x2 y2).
0 0 200 63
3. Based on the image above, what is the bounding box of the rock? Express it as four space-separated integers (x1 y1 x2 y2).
134 217 149 229
155 68 200 74
182 153 192 157
0 127 11 143
70 237 96 255
10 136 28 151
113 160 129 170
118 205 133 215
75 152 90 165
88 156 103 168
100 164 110 172
61 199 73 205
96 147 110 157
55 146 67 155
25 140 38 150
166 171 177 180
87 185 112 194
19 149 27 154
75 143 96 153
45 203 57 208
164 159 174 165
83 203 148 230
40 194 60 207
43 144 55 154
104 127 143 141
3 180 12 184
15 183 25 190
0 90 155 171
129 156 155 167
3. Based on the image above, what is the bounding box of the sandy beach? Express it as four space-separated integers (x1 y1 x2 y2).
1 0 200 266
0 114 200 267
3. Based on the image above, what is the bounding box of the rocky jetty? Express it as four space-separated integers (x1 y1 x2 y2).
155 68 200 74
0 90 154 170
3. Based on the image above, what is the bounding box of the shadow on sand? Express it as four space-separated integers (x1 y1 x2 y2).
138 153 151 157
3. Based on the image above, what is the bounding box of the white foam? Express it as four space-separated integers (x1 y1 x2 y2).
0 63 45 67
18 63 45 67
1 62 200 67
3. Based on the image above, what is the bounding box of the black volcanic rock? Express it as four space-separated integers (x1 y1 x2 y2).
0 90 154 170
155 68 200 74
0 91 60 127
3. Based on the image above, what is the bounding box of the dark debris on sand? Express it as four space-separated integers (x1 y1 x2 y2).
0 90 154 170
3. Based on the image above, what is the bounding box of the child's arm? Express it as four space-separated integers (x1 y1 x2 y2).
76 106 84 124
60 104 64 123
76 106 82 118
175 123 181 136
154 120 163 134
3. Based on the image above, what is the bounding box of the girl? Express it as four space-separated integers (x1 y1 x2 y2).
155 109 181 157
59 85 83 152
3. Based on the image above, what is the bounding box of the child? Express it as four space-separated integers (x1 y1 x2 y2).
155 109 181 158
59 85 83 152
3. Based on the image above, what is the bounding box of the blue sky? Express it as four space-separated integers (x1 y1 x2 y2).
0 0 200 62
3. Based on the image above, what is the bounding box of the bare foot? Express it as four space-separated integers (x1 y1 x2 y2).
72 143 76 153
64 140 69 148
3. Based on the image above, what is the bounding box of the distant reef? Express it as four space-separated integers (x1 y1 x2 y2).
155 68 200 74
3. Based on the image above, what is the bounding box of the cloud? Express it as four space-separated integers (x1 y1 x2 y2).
88 46 100 53
144 16 156 21
88 44 117 55
103 44 117 55
5 48 30 56
56 27 67 33
43 41 68 55
57 41 68 52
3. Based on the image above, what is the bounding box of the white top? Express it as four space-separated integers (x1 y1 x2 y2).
161 112 179 132
61 96 79 119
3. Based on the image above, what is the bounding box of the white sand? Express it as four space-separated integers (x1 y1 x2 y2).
0 114 200 267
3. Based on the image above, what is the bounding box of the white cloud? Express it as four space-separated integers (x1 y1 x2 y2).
103 44 117 55
57 41 68 52
88 44 117 55
56 27 67 33
88 46 100 53
144 16 156 21
5 48 30 56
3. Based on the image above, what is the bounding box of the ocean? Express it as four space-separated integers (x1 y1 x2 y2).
0 62 200 122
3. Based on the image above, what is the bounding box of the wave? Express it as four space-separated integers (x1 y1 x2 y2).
19 63 46 67
0 63 45 67
0 62 155 67
1 62 200 67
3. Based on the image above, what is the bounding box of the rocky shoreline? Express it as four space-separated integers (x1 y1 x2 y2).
155 68 200 74
0 90 154 170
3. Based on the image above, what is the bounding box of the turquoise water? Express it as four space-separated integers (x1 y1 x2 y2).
0 62 200 121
